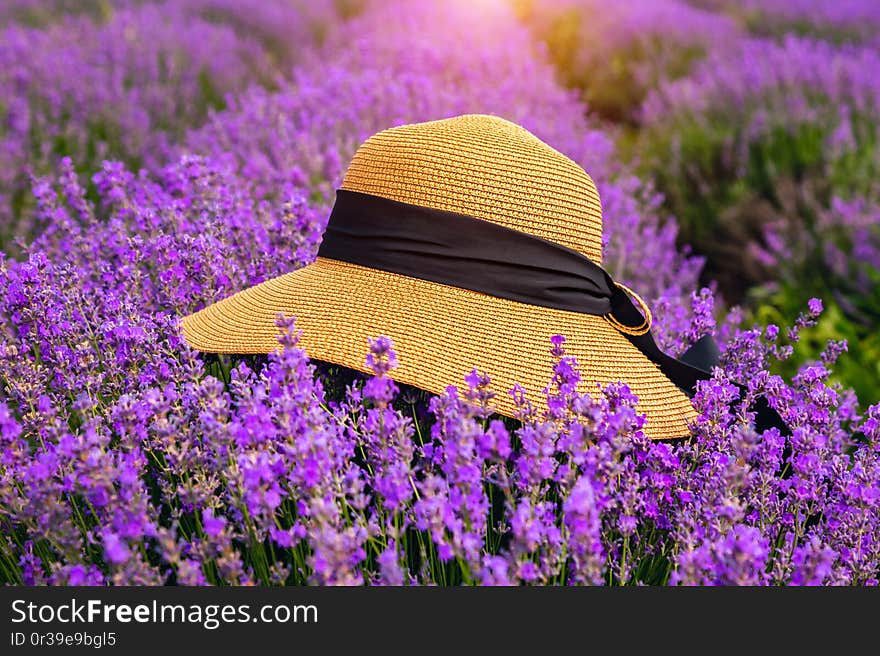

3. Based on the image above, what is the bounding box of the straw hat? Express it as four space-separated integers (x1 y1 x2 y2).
181 114 697 438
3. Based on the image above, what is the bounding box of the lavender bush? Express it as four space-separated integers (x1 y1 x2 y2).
0 3 278 245
1 194 877 583
641 36 880 246
514 0 740 122
182 0 352 69
639 35 880 397
748 194 880 401
693 0 880 45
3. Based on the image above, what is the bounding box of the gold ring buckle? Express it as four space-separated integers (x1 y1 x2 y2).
603 282 653 336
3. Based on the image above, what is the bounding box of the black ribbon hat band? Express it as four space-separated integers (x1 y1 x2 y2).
318 189 786 434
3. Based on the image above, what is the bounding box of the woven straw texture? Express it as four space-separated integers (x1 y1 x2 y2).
182 114 697 439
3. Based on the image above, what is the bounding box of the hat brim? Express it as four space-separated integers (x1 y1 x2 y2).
181 257 697 439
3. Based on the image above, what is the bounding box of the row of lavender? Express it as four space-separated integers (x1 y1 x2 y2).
0 0 878 584
520 0 880 400
0 0 345 244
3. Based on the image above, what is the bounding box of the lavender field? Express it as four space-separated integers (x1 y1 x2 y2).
0 0 878 585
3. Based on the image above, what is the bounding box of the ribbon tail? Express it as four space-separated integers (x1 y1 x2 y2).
679 334 721 372
607 284 789 436
681 334 788 434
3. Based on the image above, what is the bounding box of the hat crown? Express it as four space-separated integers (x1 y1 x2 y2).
340 114 604 265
